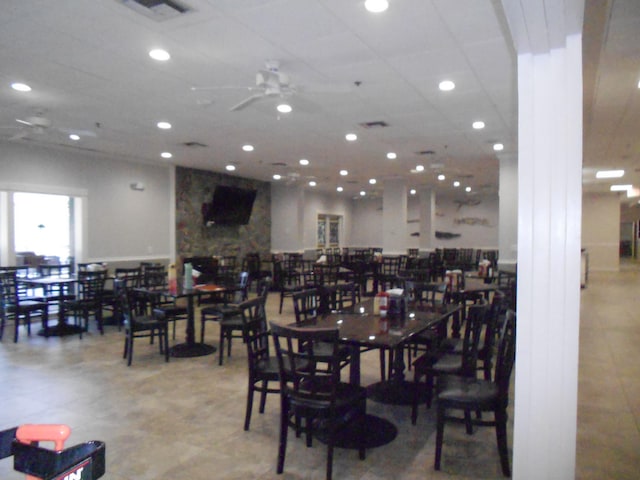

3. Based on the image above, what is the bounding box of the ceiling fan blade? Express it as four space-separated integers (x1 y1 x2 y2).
16 118 34 126
230 93 265 111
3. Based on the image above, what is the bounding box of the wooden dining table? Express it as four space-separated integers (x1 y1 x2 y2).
136 283 227 358
19 275 82 337
294 297 461 405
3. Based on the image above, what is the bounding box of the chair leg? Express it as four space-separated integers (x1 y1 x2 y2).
279 293 284 314
495 408 511 477
200 317 205 343
127 335 134 366
219 326 225 366
244 381 254 431
411 367 423 425
276 399 289 474
434 404 446 470
259 380 268 413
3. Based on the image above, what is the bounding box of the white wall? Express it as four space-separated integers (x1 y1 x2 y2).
0 141 172 263
582 192 621 271
270 184 353 253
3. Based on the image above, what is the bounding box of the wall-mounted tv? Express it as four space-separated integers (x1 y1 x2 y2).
204 185 257 226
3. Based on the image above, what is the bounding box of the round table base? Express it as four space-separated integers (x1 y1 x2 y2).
315 414 397 449
366 380 427 406
170 342 216 358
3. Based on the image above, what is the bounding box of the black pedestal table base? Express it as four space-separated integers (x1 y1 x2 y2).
315 414 397 449
38 323 84 337
367 380 427 406
170 342 216 358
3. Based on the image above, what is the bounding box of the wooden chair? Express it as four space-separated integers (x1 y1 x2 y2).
0 269 49 342
411 302 489 422
239 290 277 431
61 270 106 337
140 264 187 339
434 310 516 476
115 278 169 366
270 323 367 480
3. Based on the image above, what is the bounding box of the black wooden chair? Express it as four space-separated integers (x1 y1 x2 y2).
140 264 187 339
115 278 169 366
274 260 303 314
0 269 49 342
270 323 367 480
62 270 106 338
239 291 278 431
434 310 516 476
411 302 488 423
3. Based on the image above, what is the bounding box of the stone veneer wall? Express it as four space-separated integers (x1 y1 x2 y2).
176 166 271 270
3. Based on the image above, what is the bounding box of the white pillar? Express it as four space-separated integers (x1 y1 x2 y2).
418 187 436 252
382 179 407 255
498 154 518 268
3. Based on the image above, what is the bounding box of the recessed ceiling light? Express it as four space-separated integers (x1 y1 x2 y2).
273 174 281 180
340 170 348 176
345 133 357 142
360 191 366 196
493 143 504 151
242 144 254 152
465 186 472 192
225 165 236 171
453 181 460 187
439 80 455 91
69 134 80 141
11 82 31 92
410 189 416 195
157 121 171 129
149 49 170 61
472 121 485 129
277 103 292 113
415 165 425 172
337 186 343 192
161 152 172 159
369 178 377 185
596 169 624 179
386 152 397 160
309 181 317 187
610 184 632 192
364 0 389 13
299 158 309 166
437 174 445 181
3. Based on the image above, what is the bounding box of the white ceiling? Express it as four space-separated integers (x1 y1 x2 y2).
0 0 637 202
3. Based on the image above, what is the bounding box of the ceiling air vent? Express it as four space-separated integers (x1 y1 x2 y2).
119 0 189 21
359 121 389 129
271 162 288 167
416 150 436 156
183 141 207 148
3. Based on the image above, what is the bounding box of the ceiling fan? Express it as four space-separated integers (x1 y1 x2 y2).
191 60 301 112
0 113 97 141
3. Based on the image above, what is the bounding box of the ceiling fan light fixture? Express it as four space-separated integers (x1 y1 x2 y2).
365 0 389 13
369 178 377 184
410 189 416 195
465 186 472 192
340 169 349 176
415 165 425 172
299 158 309 166
273 174 281 180
11 82 31 92
225 164 236 171
493 142 504 151
453 181 461 187
337 186 343 192
437 174 445 181
308 180 317 187
276 103 292 113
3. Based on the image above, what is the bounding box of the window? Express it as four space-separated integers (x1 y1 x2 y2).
317 215 341 249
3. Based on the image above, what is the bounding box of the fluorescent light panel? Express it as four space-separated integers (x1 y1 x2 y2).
610 184 632 191
596 169 624 179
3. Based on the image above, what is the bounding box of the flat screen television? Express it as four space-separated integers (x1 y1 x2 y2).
204 185 257 225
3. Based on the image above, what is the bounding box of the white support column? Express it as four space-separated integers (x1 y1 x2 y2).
382 179 407 255
498 154 518 268
418 187 436 253
501 1 584 478
512 34 583 480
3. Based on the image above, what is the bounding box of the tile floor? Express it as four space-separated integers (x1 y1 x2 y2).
0 263 639 479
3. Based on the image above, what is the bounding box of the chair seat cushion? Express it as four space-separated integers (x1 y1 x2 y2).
437 375 498 408
413 352 462 373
